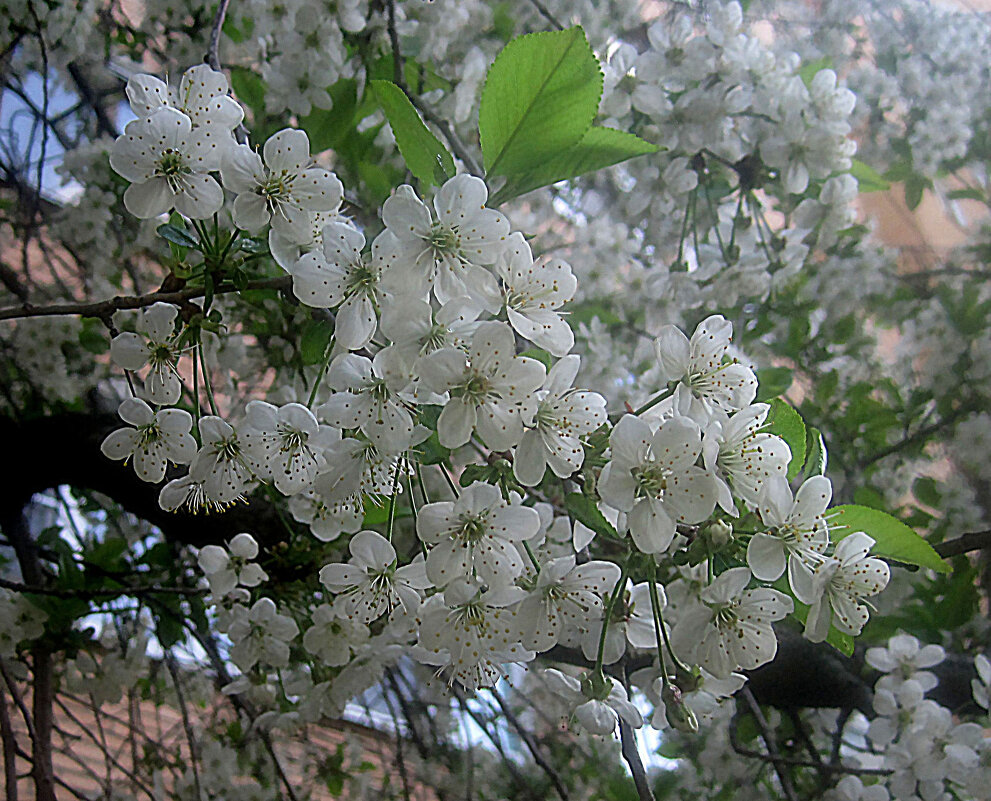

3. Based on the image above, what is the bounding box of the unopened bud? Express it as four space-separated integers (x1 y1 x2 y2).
662 684 699 734
705 520 734 549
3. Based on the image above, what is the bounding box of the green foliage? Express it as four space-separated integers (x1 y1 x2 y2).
829 504 950 573
479 27 603 178
565 492 619 539
489 126 657 205
299 79 360 154
370 80 455 186
755 367 793 402
299 319 335 364
764 399 807 481
801 427 827 479
850 159 890 193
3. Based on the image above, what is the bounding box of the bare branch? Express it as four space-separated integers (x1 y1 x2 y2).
618 717 655 801
0 274 291 322
206 0 235 73
935 529 991 558
740 688 798 801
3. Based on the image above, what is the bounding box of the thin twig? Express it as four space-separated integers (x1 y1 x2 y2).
528 0 566 29
618 717 655 801
0 678 18 801
740 688 798 801
205 0 234 72
489 688 570 801
0 577 207 598
0 274 291 322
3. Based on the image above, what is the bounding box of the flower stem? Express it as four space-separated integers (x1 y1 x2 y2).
595 560 629 673
523 541 541 575
385 457 405 542
633 385 674 416
199 342 219 415
306 337 336 407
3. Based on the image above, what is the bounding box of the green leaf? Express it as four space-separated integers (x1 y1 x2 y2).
829 505 951 573
765 400 807 481
230 68 265 118
801 426 827 479
489 126 657 204
370 80 455 186
564 493 618 539
905 174 930 210
479 26 603 178
520 346 552 370
849 159 890 193
755 366 793 402
946 187 986 202
797 57 833 89
299 79 359 154
156 223 199 250
299 319 334 364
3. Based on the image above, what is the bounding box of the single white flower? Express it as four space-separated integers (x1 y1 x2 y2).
973 654 991 711
319 530 431 623
101 398 196 483
702 403 791 514
110 107 225 219
197 533 268 598
866 634 946 694
671 567 793 679
125 65 244 131
318 349 414 451
418 321 545 451
599 414 718 554
241 401 337 495
379 175 508 309
515 355 607 486
109 302 184 405
415 579 532 690
747 475 831 589
189 415 254 504
302 604 370 667
221 128 344 242
416 481 540 588
291 222 391 350
515 556 621 651
227 598 299 671
804 532 889 642
653 315 758 420
497 232 577 357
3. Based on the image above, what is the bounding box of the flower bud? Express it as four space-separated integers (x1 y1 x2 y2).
704 520 734 549
662 684 699 734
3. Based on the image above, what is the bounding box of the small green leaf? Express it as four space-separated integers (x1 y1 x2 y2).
520 347 552 370
300 319 334 364
905 174 930 210
946 187 986 202
849 159 890 193
489 126 657 204
157 223 200 250
479 26 603 178
765 400 807 481
802 427 827 479
829 505 951 573
230 68 265 118
370 80 455 186
565 493 618 539
755 366 793 402
797 57 833 89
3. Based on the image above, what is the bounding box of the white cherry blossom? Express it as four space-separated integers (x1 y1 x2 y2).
379 175 508 309
542 669 643 735
241 401 337 495
497 232 577 357
804 532 890 642
110 107 225 219
190 415 254 504
197 533 268 599
227 598 299 671
515 355 607 486
125 65 244 131
109 302 184 405
599 414 718 554
100 398 196 483
221 128 344 242
418 321 545 450
671 567 793 678
291 222 392 350
746 475 831 588
416 481 540 588
319 530 430 623
654 315 758 420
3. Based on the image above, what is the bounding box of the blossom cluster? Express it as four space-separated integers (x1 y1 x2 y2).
88 62 895 741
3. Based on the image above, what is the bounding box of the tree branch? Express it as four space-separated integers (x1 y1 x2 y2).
740 688 798 801
935 529 991 558
0 275 291 322
618 717 654 801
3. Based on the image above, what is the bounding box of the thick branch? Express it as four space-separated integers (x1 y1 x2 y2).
935 530 991 558
618 717 654 801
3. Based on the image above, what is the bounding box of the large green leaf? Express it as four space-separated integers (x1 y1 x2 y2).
370 80 455 186
764 399 807 481
801 426 827 480
829 504 951 573
299 79 359 154
489 127 657 204
479 26 602 178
